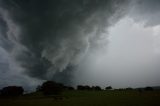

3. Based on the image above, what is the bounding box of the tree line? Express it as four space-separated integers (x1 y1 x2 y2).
0 80 155 97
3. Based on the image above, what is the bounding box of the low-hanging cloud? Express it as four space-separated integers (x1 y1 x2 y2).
0 0 129 85
129 0 160 27
1 0 160 89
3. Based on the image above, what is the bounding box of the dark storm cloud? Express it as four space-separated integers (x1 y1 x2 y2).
0 11 13 51
0 0 160 89
0 0 129 84
129 0 160 26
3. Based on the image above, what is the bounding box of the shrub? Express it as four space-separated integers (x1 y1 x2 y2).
64 86 75 90
77 85 92 90
125 87 133 90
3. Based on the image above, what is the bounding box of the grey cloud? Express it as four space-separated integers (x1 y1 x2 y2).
129 0 160 26
0 0 160 89
0 0 129 85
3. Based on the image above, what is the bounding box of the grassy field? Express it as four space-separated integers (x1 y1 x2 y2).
0 90 160 106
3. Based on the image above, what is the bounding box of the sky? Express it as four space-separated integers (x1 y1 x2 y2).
0 0 160 90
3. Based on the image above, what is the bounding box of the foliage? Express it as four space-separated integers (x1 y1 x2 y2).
144 87 153 91
105 86 112 90
40 81 63 95
0 86 24 97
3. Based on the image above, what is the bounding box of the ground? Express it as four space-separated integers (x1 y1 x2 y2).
0 90 160 106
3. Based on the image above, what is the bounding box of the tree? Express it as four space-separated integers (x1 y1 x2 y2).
144 87 153 91
0 86 24 97
41 81 63 95
105 86 112 90
36 85 42 92
92 86 102 91
77 85 84 90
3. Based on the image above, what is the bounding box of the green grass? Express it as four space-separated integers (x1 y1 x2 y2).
0 90 160 106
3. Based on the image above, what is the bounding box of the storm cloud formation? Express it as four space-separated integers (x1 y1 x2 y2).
0 0 160 89
129 0 160 26
0 0 128 85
